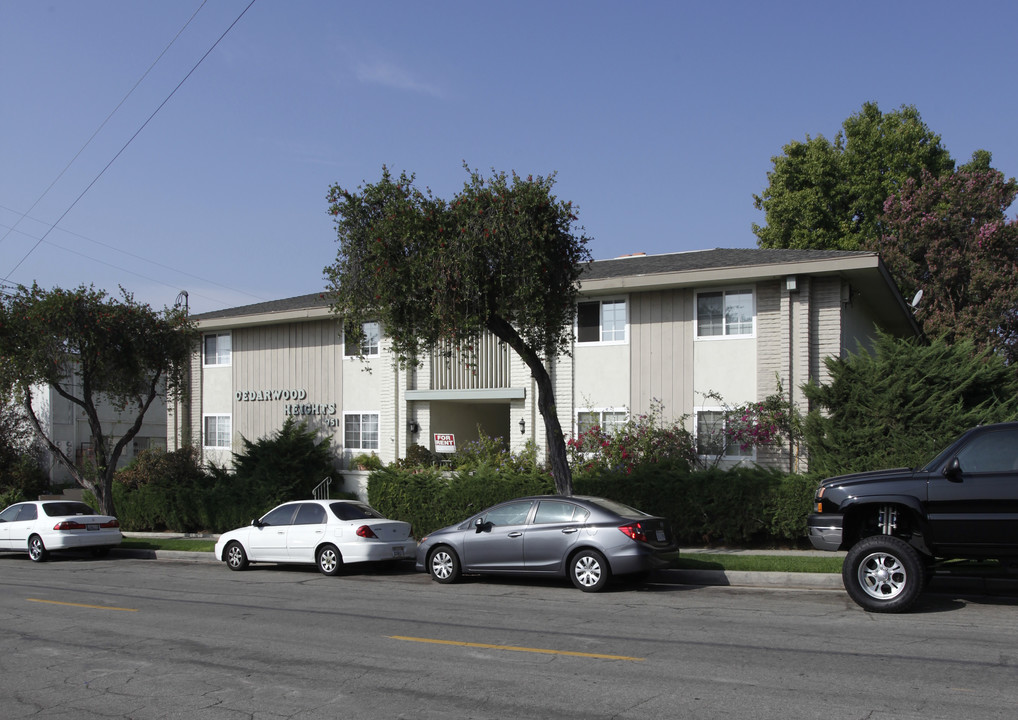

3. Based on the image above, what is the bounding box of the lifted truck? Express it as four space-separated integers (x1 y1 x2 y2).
807 422 1018 612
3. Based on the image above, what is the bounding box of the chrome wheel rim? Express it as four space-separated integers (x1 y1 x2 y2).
226 545 244 569
858 551 908 600
431 551 453 579
574 555 602 588
319 549 338 573
28 537 44 561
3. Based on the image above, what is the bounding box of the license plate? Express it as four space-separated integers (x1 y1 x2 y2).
392 547 404 559
655 530 666 542
87 524 99 531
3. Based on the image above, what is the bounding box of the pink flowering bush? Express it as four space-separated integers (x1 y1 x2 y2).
567 401 696 475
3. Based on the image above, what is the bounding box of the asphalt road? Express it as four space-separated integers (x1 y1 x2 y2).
2 553 1018 719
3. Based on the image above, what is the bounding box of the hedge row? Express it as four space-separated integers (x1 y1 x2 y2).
369 463 819 546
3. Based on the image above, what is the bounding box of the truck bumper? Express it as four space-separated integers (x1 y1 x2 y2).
807 514 844 551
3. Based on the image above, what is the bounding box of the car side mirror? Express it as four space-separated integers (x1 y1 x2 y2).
251 519 263 528
474 517 488 533
943 457 963 482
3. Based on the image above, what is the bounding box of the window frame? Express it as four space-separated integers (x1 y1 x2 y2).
694 407 754 461
344 321 380 357
575 408 628 436
202 414 232 449
694 288 756 340
344 411 380 451
203 332 232 367
575 297 628 345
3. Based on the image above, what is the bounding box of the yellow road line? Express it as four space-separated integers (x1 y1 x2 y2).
389 635 643 661
28 598 138 612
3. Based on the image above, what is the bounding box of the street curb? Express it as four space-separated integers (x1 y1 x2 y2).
112 548 219 563
661 569 843 589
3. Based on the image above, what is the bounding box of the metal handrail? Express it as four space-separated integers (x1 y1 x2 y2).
312 476 332 500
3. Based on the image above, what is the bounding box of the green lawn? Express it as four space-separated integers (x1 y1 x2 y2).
121 538 216 553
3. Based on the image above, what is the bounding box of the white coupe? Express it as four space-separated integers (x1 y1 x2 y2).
214 499 413 575
0 500 122 562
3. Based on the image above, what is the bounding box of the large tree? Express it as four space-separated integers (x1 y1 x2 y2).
325 167 591 495
0 284 197 515
879 160 1018 363
753 102 955 250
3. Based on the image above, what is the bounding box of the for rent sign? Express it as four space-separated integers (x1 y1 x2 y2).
434 433 456 454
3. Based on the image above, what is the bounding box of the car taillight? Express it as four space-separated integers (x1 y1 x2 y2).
356 525 378 538
53 521 86 530
101 519 119 529
618 522 649 543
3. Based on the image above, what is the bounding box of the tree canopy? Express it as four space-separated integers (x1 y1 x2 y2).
0 284 197 515
753 102 955 250
803 332 1018 476
324 166 592 495
879 162 1018 363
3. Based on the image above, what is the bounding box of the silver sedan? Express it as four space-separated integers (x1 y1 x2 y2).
415 495 679 592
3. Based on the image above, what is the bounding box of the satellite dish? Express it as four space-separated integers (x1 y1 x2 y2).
910 289 923 310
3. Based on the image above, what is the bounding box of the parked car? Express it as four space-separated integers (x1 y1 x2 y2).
808 422 1018 612
415 495 679 592
0 500 122 562
214 499 413 576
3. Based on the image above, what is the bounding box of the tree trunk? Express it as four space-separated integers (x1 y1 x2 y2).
486 317 574 495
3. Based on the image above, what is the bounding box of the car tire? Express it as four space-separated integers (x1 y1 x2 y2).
843 535 924 613
316 544 343 576
428 546 461 584
570 549 610 592
28 534 48 563
224 541 249 571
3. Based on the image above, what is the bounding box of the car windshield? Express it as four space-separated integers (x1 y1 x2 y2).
585 497 649 519
329 502 384 521
41 502 98 517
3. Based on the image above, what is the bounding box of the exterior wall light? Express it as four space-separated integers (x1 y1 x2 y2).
519 418 526 434
407 420 420 434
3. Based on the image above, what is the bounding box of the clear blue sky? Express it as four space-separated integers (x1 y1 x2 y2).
2 0 1016 314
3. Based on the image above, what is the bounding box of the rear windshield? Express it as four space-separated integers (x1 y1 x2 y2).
329 502 384 521
586 498 649 519
42 502 98 517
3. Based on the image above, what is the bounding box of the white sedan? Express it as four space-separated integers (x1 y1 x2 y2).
0 500 122 562
214 499 413 575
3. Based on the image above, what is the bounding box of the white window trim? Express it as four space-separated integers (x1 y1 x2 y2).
343 321 381 358
694 407 755 461
693 287 756 340
203 332 232 367
343 411 380 451
202 414 232 449
575 407 628 436
575 297 629 346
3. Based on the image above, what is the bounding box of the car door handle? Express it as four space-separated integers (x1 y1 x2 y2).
561 528 578 534
507 531 523 538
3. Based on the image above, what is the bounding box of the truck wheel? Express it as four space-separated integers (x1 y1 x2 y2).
843 535 924 613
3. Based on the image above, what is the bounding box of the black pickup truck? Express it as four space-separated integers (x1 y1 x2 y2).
807 422 1018 612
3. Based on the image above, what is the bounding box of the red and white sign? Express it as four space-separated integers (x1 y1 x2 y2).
434 433 456 454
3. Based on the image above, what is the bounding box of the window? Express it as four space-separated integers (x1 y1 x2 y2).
203 415 231 448
577 409 627 435
956 428 1018 473
259 504 297 526
695 410 752 459
294 503 327 525
577 299 626 343
203 333 231 366
481 500 534 527
696 290 754 338
344 412 379 450
344 321 380 356
534 501 589 524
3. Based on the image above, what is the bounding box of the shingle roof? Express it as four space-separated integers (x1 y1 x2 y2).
194 248 873 319
580 248 872 280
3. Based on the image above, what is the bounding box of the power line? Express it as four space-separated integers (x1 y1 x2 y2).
0 1 209 252
3 0 258 283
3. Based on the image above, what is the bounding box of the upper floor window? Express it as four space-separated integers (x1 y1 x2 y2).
344 321 380 356
696 289 754 338
577 299 626 343
203 332 231 366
